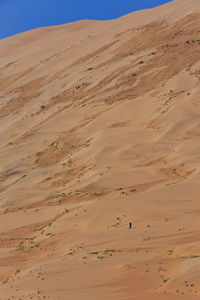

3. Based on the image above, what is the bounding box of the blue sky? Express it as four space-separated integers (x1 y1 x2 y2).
0 0 172 39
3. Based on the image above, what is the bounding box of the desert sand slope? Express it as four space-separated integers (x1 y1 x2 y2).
0 0 200 299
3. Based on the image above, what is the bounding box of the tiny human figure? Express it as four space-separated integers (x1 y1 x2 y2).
129 222 132 229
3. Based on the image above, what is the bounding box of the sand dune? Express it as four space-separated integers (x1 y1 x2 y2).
0 0 200 298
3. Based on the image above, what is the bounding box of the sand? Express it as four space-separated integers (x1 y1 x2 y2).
0 0 200 299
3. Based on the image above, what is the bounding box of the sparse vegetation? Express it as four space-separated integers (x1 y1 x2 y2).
56 192 66 198
16 238 40 251
92 192 103 198
167 249 174 255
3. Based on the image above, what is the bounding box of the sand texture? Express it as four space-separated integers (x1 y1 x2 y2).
0 0 200 299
